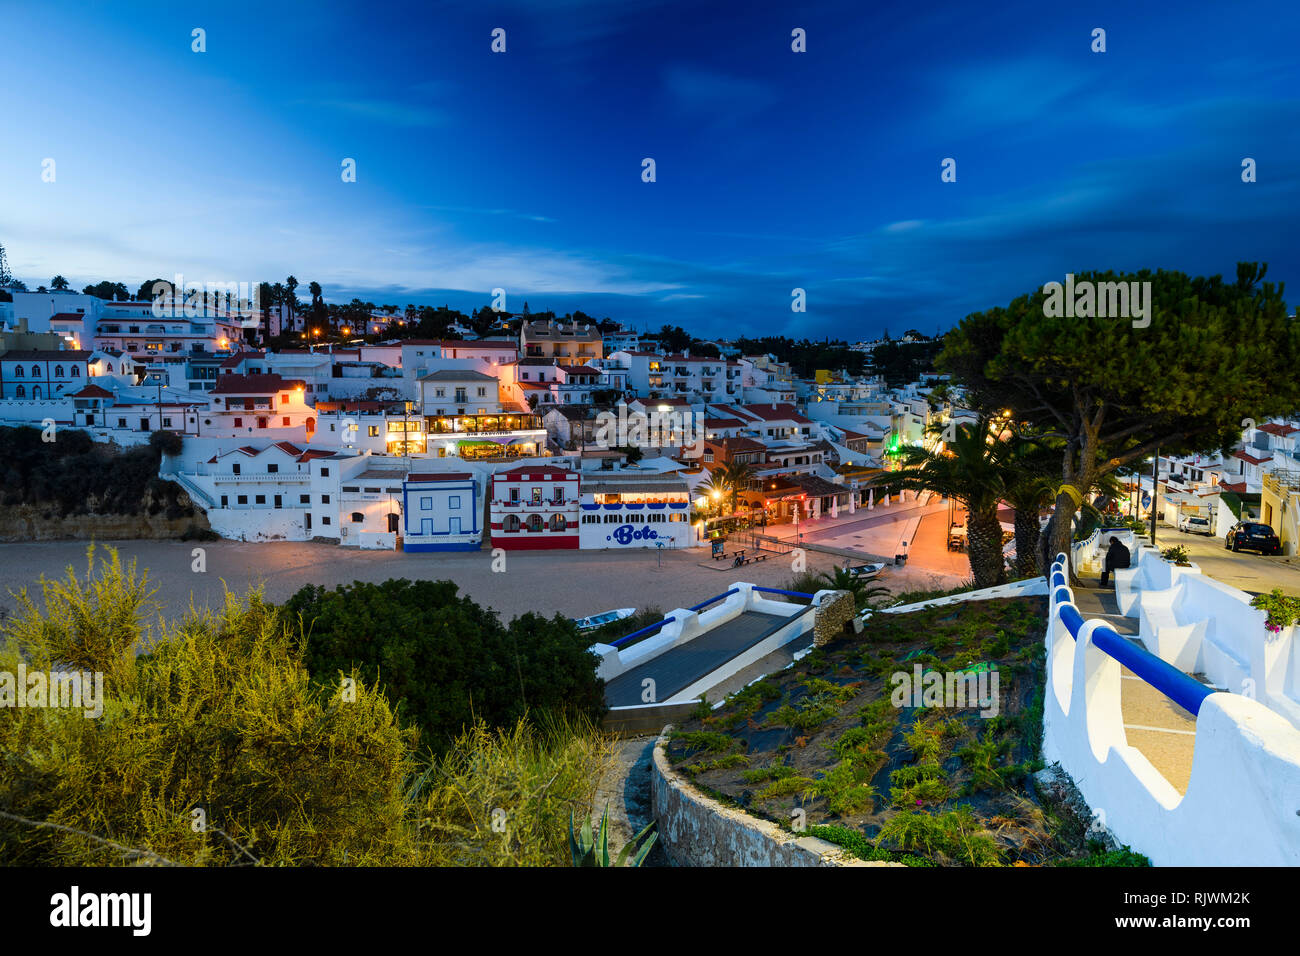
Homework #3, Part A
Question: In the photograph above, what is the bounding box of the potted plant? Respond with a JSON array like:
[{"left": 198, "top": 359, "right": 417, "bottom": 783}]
[
  {"left": 1249, "top": 588, "right": 1300, "bottom": 635},
  {"left": 1160, "top": 545, "right": 1192, "bottom": 566}
]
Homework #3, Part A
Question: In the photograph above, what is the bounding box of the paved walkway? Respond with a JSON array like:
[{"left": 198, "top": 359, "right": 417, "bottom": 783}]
[
  {"left": 1073, "top": 585, "right": 1202, "bottom": 794},
  {"left": 604, "top": 610, "right": 789, "bottom": 707}
]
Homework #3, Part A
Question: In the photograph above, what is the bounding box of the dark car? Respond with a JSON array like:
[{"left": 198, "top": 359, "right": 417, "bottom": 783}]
[{"left": 1224, "top": 521, "right": 1282, "bottom": 555}]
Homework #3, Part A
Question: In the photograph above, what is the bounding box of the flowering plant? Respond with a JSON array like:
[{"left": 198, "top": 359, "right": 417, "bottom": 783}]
[{"left": 1250, "top": 588, "right": 1300, "bottom": 634}]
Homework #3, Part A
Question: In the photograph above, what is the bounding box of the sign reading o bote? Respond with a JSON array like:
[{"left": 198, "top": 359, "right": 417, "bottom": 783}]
[{"left": 607, "top": 523, "right": 660, "bottom": 546}]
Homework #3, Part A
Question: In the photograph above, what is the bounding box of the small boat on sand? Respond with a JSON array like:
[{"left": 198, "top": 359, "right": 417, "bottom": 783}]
[
  {"left": 572, "top": 607, "right": 637, "bottom": 631},
  {"left": 847, "top": 562, "right": 886, "bottom": 578}
]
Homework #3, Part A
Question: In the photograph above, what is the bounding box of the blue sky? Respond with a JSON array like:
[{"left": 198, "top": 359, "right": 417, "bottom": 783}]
[{"left": 2, "top": 0, "right": 1298, "bottom": 340}]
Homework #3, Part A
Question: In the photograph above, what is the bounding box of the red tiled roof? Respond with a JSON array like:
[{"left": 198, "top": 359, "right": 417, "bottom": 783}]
[
  {"left": 1220, "top": 481, "right": 1249, "bottom": 493},
  {"left": 297, "top": 449, "right": 335, "bottom": 462},
  {"left": 1232, "top": 449, "right": 1271, "bottom": 466},
  {"left": 272, "top": 441, "right": 303, "bottom": 456},
  {"left": 407, "top": 472, "right": 474, "bottom": 482},
  {"left": 704, "top": 417, "right": 745, "bottom": 429},
  {"left": 211, "top": 373, "right": 304, "bottom": 394},
  {"left": 71, "top": 384, "right": 114, "bottom": 399},
  {"left": 1259, "top": 422, "right": 1299, "bottom": 437},
  {"left": 494, "top": 465, "right": 576, "bottom": 480},
  {"left": 739, "top": 403, "right": 814, "bottom": 424},
  {"left": 50, "top": 312, "right": 84, "bottom": 322},
  {"left": 220, "top": 351, "right": 264, "bottom": 368}
]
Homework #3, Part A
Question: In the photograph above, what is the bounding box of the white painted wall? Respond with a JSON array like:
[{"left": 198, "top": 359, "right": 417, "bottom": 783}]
[{"left": 1045, "top": 557, "right": 1300, "bottom": 865}]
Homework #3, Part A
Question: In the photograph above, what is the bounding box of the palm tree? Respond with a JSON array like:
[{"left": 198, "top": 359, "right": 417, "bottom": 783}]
[
  {"left": 818, "top": 566, "right": 892, "bottom": 610},
  {"left": 697, "top": 473, "right": 731, "bottom": 517},
  {"left": 718, "top": 460, "right": 756, "bottom": 515},
  {"left": 50, "top": 275, "right": 69, "bottom": 290},
  {"left": 871, "top": 419, "right": 1008, "bottom": 588},
  {"left": 286, "top": 276, "right": 300, "bottom": 331},
  {"left": 992, "top": 433, "right": 1059, "bottom": 577}
]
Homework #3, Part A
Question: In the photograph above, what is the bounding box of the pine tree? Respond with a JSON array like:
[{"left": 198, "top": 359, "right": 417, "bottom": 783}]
[{"left": 0, "top": 241, "right": 11, "bottom": 287}]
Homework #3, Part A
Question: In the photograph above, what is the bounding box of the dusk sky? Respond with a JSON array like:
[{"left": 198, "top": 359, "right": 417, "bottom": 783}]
[{"left": 3, "top": 0, "right": 1298, "bottom": 341}]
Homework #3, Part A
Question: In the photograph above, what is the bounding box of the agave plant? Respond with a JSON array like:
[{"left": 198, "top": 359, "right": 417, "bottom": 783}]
[{"left": 569, "top": 805, "right": 658, "bottom": 867}]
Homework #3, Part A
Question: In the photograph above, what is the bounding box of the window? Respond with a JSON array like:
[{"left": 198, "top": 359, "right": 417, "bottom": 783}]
[
  {"left": 14, "top": 385, "right": 24, "bottom": 398},
  {"left": 13, "top": 366, "right": 22, "bottom": 378},
  {"left": 255, "top": 494, "right": 266, "bottom": 505},
  {"left": 321, "top": 468, "right": 329, "bottom": 477},
  {"left": 322, "top": 516, "right": 331, "bottom": 525},
  {"left": 530, "top": 487, "right": 542, "bottom": 504},
  {"left": 221, "top": 495, "right": 228, "bottom": 508},
  {"left": 526, "top": 514, "right": 543, "bottom": 532},
  {"left": 503, "top": 514, "right": 520, "bottom": 532},
  {"left": 343, "top": 485, "right": 359, "bottom": 493},
  {"left": 232, "top": 463, "right": 242, "bottom": 475},
  {"left": 368, "top": 425, "right": 379, "bottom": 437},
  {"left": 281, "top": 394, "right": 289, "bottom": 403},
  {"left": 448, "top": 496, "right": 460, "bottom": 509},
  {"left": 267, "top": 463, "right": 278, "bottom": 473},
  {"left": 257, "top": 417, "right": 267, "bottom": 429},
  {"left": 237, "top": 495, "right": 248, "bottom": 505},
  {"left": 283, "top": 417, "right": 291, "bottom": 427},
  {"left": 31, "top": 365, "right": 41, "bottom": 377},
  {"left": 299, "top": 494, "right": 310, "bottom": 504},
  {"left": 117, "top": 417, "right": 127, "bottom": 428},
  {"left": 54, "top": 365, "right": 63, "bottom": 377},
  {"left": 233, "top": 417, "right": 243, "bottom": 428},
  {"left": 321, "top": 494, "right": 330, "bottom": 504},
  {"left": 550, "top": 514, "right": 566, "bottom": 532},
  {"left": 477, "top": 387, "right": 486, "bottom": 397},
  {"left": 351, "top": 512, "right": 364, "bottom": 523},
  {"left": 420, "top": 496, "right": 433, "bottom": 509}
]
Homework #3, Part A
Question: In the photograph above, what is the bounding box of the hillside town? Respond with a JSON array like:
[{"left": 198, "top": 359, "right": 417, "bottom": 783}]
[{"left": 0, "top": 277, "right": 1294, "bottom": 559}]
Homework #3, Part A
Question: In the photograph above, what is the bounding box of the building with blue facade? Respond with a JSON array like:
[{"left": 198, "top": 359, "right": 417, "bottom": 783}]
[{"left": 402, "top": 471, "right": 482, "bottom": 551}]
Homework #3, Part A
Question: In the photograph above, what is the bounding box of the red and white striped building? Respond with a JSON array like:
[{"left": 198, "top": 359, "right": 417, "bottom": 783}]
[{"left": 489, "top": 464, "right": 579, "bottom": 550}]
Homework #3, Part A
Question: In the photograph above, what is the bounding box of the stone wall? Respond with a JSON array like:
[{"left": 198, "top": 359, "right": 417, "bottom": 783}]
[
  {"left": 812, "top": 589, "right": 856, "bottom": 646},
  {"left": 650, "top": 727, "right": 899, "bottom": 867}
]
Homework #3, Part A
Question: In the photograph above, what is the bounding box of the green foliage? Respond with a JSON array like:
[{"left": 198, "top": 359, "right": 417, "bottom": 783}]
[
  {"left": 670, "top": 730, "right": 736, "bottom": 755},
  {"left": 282, "top": 578, "right": 605, "bottom": 752},
  {"left": 808, "top": 824, "right": 934, "bottom": 866},
  {"left": 1160, "top": 545, "right": 1192, "bottom": 565},
  {"left": 1059, "top": 842, "right": 1152, "bottom": 867},
  {"left": 568, "top": 805, "right": 657, "bottom": 867},
  {"left": 0, "top": 549, "right": 417, "bottom": 865},
  {"left": 0, "top": 426, "right": 194, "bottom": 518},
  {"left": 0, "top": 547, "right": 620, "bottom": 867},
  {"left": 1250, "top": 588, "right": 1300, "bottom": 634},
  {"left": 876, "top": 807, "right": 1003, "bottom": 866},
  {"left": 411, "top": 715, "right": 617, "bottom": 867}
]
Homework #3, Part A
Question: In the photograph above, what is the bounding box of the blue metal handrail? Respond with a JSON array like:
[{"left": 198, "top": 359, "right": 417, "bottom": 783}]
[
  {"left": 609, "top": 616, "right": 676, "bottom": 648},
  {"left": 689, "top": 588, "right": 739, "bottom": 613},
  {"left": 1050, "top": 559, "right": 1212, "bottom": 717},
  {"left": 753, "top": 586, "right": 815, "bottom": 599}
]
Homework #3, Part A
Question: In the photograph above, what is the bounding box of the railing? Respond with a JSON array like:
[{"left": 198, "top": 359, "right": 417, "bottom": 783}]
[
  {"left": 610, "top": 616, "right": 676, "bottom": 649},
  {"left": 688, "top": 588, "right": 738, "bottom": 613},
  {"left": 753, "top": 586, "right": 815, "bottom": 600},
  {"left": 1051, "top": 553, "right": 1213, "bottom": 717}
]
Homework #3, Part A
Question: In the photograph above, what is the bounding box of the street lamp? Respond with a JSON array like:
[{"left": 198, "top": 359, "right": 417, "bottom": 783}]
[{"left": 1150, "top": 448, "right": 1160, "bottom": 546}]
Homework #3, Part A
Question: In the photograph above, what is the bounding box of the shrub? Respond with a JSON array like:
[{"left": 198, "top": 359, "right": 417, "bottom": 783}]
[{"left": 282, "top": 578, "right": 606, "bottom": 752}]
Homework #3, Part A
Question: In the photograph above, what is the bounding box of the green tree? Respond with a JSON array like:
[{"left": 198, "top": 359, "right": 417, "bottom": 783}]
[
  {"left": 940, "top": 263, "right": 1300, "bottom": 576},
  {"left": 718, "top": 459, "right": 756, "bottom": 514},
  {"left": 871, "top": 420, "right": 1008, "bottom": 588},
  {"left": 50, "top": 275, "right": 69, "bottom": 290},
  {"left": 281, "top": 578, "right": 605, "bottom": 752}
]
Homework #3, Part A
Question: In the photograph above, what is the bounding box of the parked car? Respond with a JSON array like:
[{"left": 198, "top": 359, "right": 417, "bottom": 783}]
[
  {"left": 1224, "top": 521, "right": 1282, "bottom": 555},
  {"left": 1179, "top": 515, "right": 1213, "bottom": 536}
]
